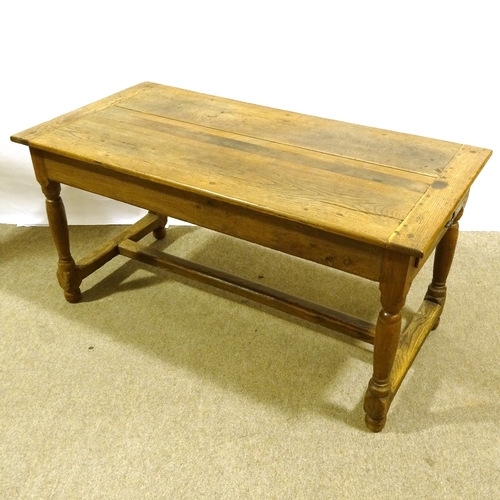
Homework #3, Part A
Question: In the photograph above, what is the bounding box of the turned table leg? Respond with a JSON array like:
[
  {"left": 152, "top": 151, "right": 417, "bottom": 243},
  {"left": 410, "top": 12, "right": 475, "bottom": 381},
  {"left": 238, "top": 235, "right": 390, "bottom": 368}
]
[
  {"left": 364, "top": 252, "right": 412, "bottom": 432},
  {"left": 42, "top": 181, "right": 82, "bottom": 303},
  {"left": 425, "top": 208, "right": 463, "bottom": 329}
]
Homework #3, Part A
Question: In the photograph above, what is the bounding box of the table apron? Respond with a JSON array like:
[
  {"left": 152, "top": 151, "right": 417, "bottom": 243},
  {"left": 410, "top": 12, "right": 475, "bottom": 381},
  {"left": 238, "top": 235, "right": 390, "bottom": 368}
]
[{"left": 42, "top": 153, "right": 384, "bottom": 281}]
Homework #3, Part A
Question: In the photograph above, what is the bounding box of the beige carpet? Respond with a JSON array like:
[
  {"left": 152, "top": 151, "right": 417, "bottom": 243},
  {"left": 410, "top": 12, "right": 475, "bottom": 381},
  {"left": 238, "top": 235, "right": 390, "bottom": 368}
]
[{"left": 1, "top": 223, "right": 499, "bottom": 499}]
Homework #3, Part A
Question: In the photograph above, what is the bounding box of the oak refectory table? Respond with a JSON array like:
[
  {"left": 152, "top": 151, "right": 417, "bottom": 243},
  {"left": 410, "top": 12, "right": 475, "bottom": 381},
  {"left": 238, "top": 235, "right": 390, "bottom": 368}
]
[{"left": 11, "top": 82, "right": 492, "bottom": 431}]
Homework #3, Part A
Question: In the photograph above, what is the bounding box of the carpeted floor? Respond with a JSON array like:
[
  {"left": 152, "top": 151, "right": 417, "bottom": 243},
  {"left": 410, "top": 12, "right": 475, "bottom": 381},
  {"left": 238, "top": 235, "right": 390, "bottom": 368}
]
[{"left": 1, "top": 223, "right": 499, "bottom": 499}]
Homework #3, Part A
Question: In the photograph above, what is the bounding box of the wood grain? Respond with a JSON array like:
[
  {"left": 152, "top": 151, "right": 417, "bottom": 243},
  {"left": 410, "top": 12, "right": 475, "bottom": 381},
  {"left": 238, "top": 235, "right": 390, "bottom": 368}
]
[
  {"left": 389, "top": 145, "right": 492, "bottom": 258},
  {"left": 390, "top": 300, "right": 442, "bottom": 396},
  {"left": 11, "top": 82, "right": 154, "bottom": 146},
  {"left": 119, "top": 83, "right": 462, "bottom": 175}
]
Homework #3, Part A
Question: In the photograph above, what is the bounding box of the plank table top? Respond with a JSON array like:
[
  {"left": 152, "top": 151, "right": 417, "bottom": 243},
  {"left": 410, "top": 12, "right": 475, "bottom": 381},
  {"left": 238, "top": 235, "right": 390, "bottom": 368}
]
[
  {"left": 11, "top": 82, "right": 492, "bottom": 431},
  {"left": 11, "top": 82, "right": 491, "bottom": 260}
]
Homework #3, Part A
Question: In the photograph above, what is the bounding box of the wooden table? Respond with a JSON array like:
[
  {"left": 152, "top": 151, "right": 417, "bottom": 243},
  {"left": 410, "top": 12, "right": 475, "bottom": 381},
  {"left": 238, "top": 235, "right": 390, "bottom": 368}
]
[{"left": 11, "top": 82, "right": 492, "bottom": 431}]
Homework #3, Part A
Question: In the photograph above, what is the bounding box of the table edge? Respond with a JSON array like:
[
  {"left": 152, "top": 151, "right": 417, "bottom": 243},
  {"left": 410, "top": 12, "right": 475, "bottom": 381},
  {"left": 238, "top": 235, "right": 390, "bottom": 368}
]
[
  {"left": 10, "top": 82, "right": 155, "bottom": 146},
  {"left": 387, "top": 145, "right": 492, "bottom": 258}
]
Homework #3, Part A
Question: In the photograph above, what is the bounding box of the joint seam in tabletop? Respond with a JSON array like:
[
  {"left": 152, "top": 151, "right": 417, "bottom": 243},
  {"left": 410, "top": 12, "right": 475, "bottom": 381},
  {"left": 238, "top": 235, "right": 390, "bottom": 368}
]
[
  {"left": 117, "top": 85, "right": 460, "bottom": 177},
  {"left": 79, "top": 106, "right": 435, "bottom": 200},
  {"left": 116, "top": 101, "right": 440, "bottom": 178}
]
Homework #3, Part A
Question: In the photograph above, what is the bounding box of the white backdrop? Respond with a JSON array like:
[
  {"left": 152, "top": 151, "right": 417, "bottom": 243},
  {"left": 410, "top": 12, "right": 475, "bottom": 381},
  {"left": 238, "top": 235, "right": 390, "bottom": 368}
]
[{"left": 1, "top": 1, "right": 498, "bottom": 229}]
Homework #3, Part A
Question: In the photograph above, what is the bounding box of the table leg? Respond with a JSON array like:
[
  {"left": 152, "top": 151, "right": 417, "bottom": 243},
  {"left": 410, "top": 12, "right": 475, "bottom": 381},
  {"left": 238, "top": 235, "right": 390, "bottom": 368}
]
[
  {"left": 364, "top": 252, "right": 412, "bottom": 432},
  {"left": 42, "top": 180, "right": 82, "bottom": 303},
  {"left": 152, "top": 218, "right": 167, "bottom": 240},
  {"left": 425, "top": 208, "right": 463, "bottom": 329}
]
